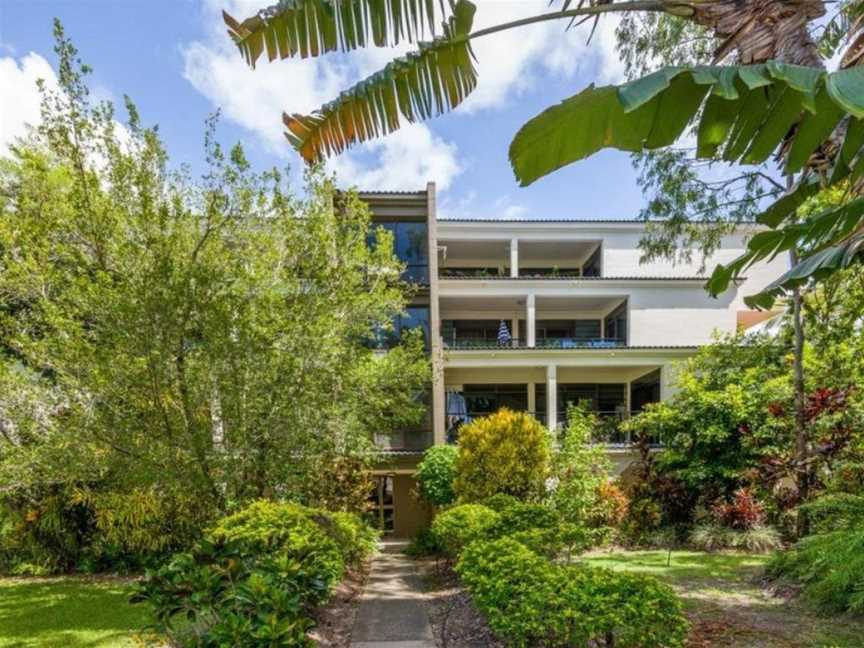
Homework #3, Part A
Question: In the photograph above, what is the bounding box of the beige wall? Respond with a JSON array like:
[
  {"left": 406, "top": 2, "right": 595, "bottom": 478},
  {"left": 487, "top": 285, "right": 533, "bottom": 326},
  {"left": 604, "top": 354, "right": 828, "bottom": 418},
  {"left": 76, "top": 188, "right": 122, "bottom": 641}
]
[{"left": 392, "top": 474, "right": 431, "bottom": 538}]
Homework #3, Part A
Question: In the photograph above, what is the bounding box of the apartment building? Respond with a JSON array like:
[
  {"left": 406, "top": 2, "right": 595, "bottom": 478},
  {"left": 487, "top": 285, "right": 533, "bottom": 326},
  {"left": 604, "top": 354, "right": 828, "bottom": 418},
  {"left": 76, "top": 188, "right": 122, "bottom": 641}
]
[{"left": 361, "top": 185, "right": 787, "bottom": 537}]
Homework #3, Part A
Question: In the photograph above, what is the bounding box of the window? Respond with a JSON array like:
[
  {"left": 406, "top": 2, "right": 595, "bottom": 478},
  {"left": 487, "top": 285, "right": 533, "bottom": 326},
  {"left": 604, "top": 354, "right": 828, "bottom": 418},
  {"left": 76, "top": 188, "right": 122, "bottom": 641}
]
[
  {"left": 462, "top": 384, "right": 528, "bottom": 417},
  {"left": 583, "top": 246, "right": 602, "bottom": 277},
  {"left": 371, "top": 305, "right": 430, "bottom": 350},
  {"left": 603, "top": 303, "right": 628, "bottom": 343},
  {"left": 369, "top": 221, "right": 429, "bottom": 284},
  {"left": 368, "top": 476, "right": 395, "bottom": 534}
]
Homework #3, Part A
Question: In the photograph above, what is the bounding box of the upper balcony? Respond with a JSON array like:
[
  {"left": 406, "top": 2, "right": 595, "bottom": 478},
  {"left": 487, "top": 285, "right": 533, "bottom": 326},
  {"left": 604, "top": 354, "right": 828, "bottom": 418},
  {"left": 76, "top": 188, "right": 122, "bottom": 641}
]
[
  {"left": 441, "top": 295, "right": 628, "bottom": 351},
  {"left": 438, "top": 238, "right": 601, "bottom": 280}
]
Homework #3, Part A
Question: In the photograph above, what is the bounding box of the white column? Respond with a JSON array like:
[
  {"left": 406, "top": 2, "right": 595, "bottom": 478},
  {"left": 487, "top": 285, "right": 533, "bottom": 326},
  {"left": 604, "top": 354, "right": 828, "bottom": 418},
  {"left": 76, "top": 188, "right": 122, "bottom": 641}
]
[
  {"left": 510, "top": 238, "right": 519, "bottom": 278},
  {"left": 511, "top": 317, "right": 520, "bottom": 348},
  {"left": 527, "top": 293, "right": 536, "bottom": 348},
  {"left": 546, "top": 365, "right": 558, "bottom": 432},
  {"left": 527, "top": 382, "right": 536, "bottom": 415}
]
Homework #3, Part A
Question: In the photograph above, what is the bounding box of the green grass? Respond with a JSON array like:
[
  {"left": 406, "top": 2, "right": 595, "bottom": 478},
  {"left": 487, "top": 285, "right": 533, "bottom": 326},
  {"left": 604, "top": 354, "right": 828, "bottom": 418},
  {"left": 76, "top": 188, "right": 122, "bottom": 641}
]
[
  {"left": 582, "top": 549, "right": 864, "bottom": 648},
  {"left": 584, "top": 548, "right": 769, "bottom": 582},
  {"left": 0, "top": 576, "right": 151, "bottom": 648}
]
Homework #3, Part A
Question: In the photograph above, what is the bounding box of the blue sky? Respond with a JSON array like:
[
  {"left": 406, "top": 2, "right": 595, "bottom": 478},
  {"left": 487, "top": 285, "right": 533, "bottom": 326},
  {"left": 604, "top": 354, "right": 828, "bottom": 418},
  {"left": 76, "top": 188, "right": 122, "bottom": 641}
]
[{"left": 1, "top": 1, "right": 647, "bottom": 219}]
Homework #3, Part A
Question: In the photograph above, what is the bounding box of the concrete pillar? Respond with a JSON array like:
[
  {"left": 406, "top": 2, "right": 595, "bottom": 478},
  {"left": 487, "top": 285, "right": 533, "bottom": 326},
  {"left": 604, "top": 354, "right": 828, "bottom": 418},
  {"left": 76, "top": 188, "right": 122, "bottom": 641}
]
[
  {"left": 427, "top": 182, "right": 446, "bottom": 446},
  {"left": 546, "top": 364, "right": 557, "bottom": 431},
  {"left": 510, "top": 238, "right": 519, "bottom": 278},
  {"left": 512, "top": 317, "right": 520, "bottom": 348},
  {"left": 659, "top": 363, "right": 679, "bottom": 402},
  {"left": 527, "top": 293, "right": 536, "bottom": 348},
  {"left": 527, "top": 382, "right": 536, "bottom": 416}
]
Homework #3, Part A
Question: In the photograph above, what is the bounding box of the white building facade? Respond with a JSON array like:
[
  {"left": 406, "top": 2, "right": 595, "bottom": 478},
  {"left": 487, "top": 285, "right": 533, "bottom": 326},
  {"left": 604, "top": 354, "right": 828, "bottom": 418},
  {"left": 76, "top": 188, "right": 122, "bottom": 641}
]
[{"left": 361, "top": 186, "right": 787, "bottom": 535}]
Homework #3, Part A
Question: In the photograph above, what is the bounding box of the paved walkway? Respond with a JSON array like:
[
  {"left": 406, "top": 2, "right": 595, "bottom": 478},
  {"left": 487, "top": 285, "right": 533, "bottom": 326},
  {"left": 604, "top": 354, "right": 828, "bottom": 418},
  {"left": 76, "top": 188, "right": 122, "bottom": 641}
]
[{"left": 350, "top": 540, "right": 435, "bottom": 648}]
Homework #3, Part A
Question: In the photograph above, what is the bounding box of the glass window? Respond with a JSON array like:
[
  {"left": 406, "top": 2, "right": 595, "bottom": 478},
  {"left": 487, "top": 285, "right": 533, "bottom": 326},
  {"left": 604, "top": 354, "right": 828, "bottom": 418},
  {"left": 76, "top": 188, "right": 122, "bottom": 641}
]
[
  {"left": 369, "top": 221, "right": 429, "bottom": 284},
  {"left": 401, "top": 306, "right": 430, "bottom": 349}
]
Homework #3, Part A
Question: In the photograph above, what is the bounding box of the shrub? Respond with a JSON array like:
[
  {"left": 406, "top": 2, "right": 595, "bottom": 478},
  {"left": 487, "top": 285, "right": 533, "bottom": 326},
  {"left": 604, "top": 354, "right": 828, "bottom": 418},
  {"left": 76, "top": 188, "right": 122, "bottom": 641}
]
[
  {"left": 712, "top": 488, "right": 765, "bottom": 530},
  {"left": 431, "top": 504, "right": 499, "bottom": 557},
  {"left": 134, "top": 500, "right": 376, "bottom": 646},
  {"left": 454, "top": 409, "right": 550, "bottom": 502},
  {"left": 416, "top": 445, "right": 458, "bottom": 506},
  {"left": 767, "top": 525, "right": 864, "bottom": 614},
  {"left": 690, "top": 523, "right": 781, "bottom": 553},
  {"left": 591, "top": 480, "right": 629, "bottom": 528},
  {"left": 480, "top": 493, "right": 520, "bottom": 513},
  {"left": 404, "top": 526, "right": 442, "bottom": 557},
  {"left": 548, "top": 403, "right": 611, "bottom": 526},
  {"left": 456, "top": 537, "right": 688, "bottom": 647},
  {"left": 488, "top": 502, "right": 559, "bottom": 538},
  {"left": 799, "top": 493, "right": 864, "bottom": 532}
]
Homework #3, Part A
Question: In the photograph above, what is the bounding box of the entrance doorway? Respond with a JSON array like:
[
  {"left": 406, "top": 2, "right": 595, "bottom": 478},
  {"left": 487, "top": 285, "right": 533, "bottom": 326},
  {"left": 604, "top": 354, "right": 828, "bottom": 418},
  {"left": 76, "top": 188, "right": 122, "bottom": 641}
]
[{"left": 368, "top": 475, "right": 395, "bottom": 535}]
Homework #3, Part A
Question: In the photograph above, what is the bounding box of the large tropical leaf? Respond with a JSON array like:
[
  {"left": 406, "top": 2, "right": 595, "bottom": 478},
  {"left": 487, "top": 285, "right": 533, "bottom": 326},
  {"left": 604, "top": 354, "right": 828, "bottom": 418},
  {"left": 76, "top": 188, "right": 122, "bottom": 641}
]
[
  {"left": 706, "top": 198, "right": 864, "bottom": 308},
  {"left": 509, "top": 63, "right": 864, "bottom": 187},
  {"left": 284, "top": 0, "right": 476, "bottom": 162},
  {"left": 223, "top": 0, "right": 439, "bottom": 67}
]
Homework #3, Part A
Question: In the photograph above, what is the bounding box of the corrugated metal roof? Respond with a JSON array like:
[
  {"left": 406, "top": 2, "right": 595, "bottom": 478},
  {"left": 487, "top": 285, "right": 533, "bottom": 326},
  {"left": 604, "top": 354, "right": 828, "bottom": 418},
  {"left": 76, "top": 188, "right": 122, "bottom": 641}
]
[
  {"left": 439, "top": 275, "right": 714, "bottom": 281},
  {"left": 444, "top": 345, "right": 699, "bottom": 351}
]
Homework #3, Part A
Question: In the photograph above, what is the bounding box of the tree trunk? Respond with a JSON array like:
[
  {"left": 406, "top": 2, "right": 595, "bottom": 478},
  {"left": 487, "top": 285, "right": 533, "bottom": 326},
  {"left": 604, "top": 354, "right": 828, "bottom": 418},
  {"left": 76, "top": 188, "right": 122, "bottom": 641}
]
[
  {"left": 790, "top": 248, "right": 810, "bottom": 537},
  {"left": 689, "top": 0, "right": 826, "bottom": 66}
]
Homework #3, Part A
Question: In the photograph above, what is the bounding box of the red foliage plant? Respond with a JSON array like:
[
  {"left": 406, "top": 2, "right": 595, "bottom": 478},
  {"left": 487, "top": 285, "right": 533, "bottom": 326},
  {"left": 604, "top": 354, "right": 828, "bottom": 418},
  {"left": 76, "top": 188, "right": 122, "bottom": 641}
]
[{"left": 713, "top": 488, "right": 765, "bottom": 530}]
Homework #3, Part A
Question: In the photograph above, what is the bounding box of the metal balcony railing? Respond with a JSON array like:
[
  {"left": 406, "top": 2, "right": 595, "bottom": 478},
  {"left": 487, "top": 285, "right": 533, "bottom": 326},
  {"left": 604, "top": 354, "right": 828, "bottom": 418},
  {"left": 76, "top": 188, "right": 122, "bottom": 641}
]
[
  {"left": 442, "top": 335, "right": 627, "bottom": 350},
  {"left": 448, "top": 409, "right": 662, "bottom": 447}
]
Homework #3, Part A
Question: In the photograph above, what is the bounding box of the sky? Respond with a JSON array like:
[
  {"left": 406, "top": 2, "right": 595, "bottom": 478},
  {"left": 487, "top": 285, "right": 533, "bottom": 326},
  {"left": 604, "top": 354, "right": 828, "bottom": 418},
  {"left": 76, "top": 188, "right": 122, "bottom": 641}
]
[{"left": 0, "top": 0, "right": 648, "bottom": 220}]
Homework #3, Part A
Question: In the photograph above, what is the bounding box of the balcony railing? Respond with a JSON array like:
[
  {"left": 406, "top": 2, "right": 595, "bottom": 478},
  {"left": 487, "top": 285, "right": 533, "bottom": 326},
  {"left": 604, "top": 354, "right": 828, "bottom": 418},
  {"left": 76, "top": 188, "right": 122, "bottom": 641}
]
[
  {"left": 442, "top": 335, "right": 627, "bottom": 350},
  {"left": 449, "top": 409, "right": 662, "bottom": 447}
]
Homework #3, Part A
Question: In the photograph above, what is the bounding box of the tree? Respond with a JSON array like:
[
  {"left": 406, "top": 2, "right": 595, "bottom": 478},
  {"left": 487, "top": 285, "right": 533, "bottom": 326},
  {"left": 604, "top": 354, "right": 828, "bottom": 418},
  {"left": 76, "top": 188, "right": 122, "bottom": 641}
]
[{"left": 0, "top": 21, "right": 429, "bottom": 516}]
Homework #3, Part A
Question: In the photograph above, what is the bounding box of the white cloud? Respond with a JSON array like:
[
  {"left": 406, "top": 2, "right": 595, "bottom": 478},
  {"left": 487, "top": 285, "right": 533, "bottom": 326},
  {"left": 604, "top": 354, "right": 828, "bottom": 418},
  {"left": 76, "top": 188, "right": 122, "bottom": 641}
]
[
  {"left": 460, "top": 1, "right": 624, "bottom": 111},
  {"left": 0, "top": 52, "right": 56, "bottom": 152},
  {"left": 183, "top": 0, "right": 460, "bottom": 191},
  {"left": 181, "top": 0, "right": 625, "bottom": 191}
]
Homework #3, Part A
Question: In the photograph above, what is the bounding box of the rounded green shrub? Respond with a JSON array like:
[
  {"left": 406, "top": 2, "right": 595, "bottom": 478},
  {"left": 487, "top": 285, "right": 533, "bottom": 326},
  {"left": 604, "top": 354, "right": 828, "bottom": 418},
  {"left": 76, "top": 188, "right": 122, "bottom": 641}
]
[
  {"left": 454, "top": 409, "right": 550, "bottom": 502},
  {"left": 456, "top": 537, "right": 688, "bottom": 648},
  {"left": 480, "top": 493, "right": 520, "bottom": 513},
  {"left": 431, "top": 504, "right": 499, "bottom": 556},
  {"left": 134, "top": 500, "right": 378, "bottom": 646},
  {"left": 416, "top": 445, "right": 458, "bottom": 506},
  {"left": 488, "top": 502, "right": 559, "bottom": 538}
]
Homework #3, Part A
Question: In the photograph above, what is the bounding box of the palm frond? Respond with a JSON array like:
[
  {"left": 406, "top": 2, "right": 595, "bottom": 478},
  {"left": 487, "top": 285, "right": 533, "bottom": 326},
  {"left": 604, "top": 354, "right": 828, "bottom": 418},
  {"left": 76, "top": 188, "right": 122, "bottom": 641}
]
[
  {"left": 284, "top": 0, "right": 477, "bottom": 162},
  {"left": 707, "top": 199, "right": 864, "bottom": 308},
  {"left": 223, "top": 0, "right": 439, "bottom": 67}
]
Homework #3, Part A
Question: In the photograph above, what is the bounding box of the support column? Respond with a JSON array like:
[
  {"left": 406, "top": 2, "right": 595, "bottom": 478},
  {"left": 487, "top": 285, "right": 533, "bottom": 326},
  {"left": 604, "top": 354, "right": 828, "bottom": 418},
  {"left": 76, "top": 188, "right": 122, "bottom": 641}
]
[
  {"left": 527, "top": 382, "right": 536, "bottom": 416},
  {"left": 659, "top": 363, "right": 679, "bottom": 402},
  {"left": 512, "top": 317, "right": 520, "bottom": 348},
  {"left": 510, "top": 238, "right": 519, "bottom": 278},
  {"left": 527, "top": 293, "right": 536, "bottom": 348},
  {"left": 546, "top": 365, "right": 558, "bottom": 432}
]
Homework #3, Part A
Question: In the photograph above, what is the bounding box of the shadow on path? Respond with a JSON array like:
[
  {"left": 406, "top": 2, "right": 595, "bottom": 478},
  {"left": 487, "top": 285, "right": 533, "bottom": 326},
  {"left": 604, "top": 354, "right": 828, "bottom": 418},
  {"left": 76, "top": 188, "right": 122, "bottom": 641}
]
[{"left": 350, "top": 540, "right": 435, "bottom": 648}]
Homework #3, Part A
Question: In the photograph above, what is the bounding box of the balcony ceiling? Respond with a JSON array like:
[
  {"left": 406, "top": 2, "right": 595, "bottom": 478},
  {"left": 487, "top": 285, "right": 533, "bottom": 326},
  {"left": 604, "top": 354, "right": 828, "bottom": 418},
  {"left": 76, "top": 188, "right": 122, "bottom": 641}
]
[
  {"left": 440, "top": 295, "right": 623, "bottom": 312},
  {"left": 439, "top": 239, "right": 597, "bottom": 264}
]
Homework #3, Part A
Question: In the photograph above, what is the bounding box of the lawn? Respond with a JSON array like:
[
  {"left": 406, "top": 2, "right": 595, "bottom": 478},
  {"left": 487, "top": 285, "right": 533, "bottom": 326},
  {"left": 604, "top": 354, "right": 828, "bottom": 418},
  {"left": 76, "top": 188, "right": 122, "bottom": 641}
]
[
  {"left": 583, "top": 549, "right": 864, "bottom": 648},
  {"left": 0, "top": 576, "right": 151, "bottom": 648}
]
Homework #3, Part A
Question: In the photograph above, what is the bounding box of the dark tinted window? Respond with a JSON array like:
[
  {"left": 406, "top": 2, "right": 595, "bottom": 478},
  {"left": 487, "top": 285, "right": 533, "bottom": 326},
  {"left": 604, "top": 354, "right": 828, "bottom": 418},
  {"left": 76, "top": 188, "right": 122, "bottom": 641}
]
[{"left": 370, "top": 221, "right": 429, "bottom": 284}]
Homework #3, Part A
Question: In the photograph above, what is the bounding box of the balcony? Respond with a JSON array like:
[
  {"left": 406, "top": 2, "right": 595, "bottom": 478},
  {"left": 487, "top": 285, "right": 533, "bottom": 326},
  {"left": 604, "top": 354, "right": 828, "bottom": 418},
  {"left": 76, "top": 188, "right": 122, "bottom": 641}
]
[
  {"left": 443, "top": 335, "right": 627, "bottom": 350},
  {"left": 441, "top": 295, "right": 629, "bottom": 350},
  {"left": 438, "top": 238, "right": 602, "bottom": 279}
]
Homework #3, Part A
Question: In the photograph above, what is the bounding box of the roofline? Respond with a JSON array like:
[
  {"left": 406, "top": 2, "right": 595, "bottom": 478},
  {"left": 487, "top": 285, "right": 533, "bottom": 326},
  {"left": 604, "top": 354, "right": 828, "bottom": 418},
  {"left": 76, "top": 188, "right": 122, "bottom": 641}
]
[{"left": 439, "top": 275, "right": 719, "bottom": 282}]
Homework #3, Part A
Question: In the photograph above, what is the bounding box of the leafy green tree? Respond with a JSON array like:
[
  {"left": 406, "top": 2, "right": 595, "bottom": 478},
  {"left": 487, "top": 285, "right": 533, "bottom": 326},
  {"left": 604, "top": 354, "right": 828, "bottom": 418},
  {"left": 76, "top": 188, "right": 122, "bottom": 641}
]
[
  {"left": 548, "top": 403, "right": 611, "bottom": 527},
  {"left": 0, "top": 22, "right": 429, "bottom": 517},
  {"left": 416, "top": 445, "right": 458, "bottom": 506}
]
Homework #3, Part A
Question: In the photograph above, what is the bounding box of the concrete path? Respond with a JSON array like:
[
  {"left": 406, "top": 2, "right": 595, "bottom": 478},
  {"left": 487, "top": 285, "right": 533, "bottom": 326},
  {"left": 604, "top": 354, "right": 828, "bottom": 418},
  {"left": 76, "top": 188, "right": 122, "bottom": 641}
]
[{"left": 350, "top": 540, "right": 435, "bottom": 648}]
